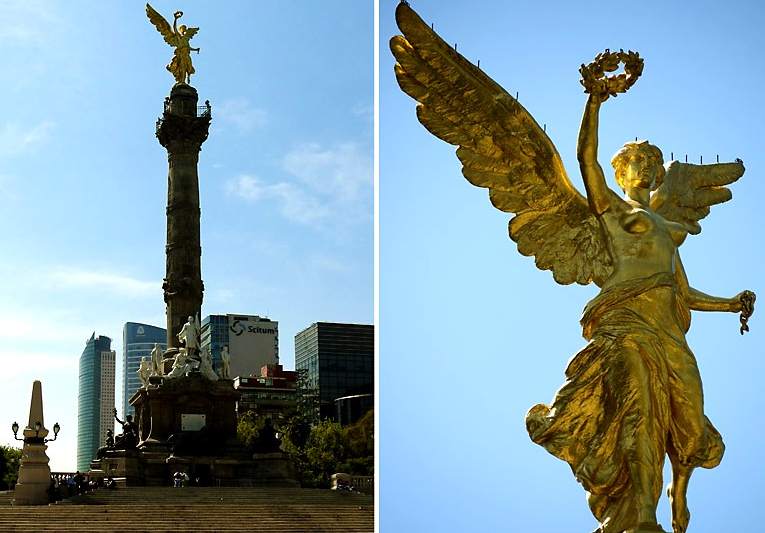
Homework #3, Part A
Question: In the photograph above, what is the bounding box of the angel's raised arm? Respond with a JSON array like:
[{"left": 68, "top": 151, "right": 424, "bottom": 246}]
[{"left": 577, "top": 94, "right": 612, "bottom": 216}]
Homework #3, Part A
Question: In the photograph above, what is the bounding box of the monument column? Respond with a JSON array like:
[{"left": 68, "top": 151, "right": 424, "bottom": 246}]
[{"left": 156, "top": 83, "right": 211, "bottom": 348}]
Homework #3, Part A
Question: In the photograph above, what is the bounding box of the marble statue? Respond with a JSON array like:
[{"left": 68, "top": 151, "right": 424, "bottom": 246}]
[
  {"left": 137, "top": 357, "right": 152, "bottom": 387},
  {"left": 177, "top": 315, "right": 200, "bottom": 355},
  {"left": 220, "top": 345, "right": 231, "bottom": 379},
  {"left": 199, "top": 347, "right": 219, "bottom": 381},
  {"left": 165, "top": 349, "right": 194, "bottom": 379},
  {"left": 151, "top": 343, "right": 164, "bottom": 377}
]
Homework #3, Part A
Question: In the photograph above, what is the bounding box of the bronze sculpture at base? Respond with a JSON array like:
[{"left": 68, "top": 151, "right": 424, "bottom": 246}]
[{"left": 391, "top": 3, "right": 754, "bottom": 532}]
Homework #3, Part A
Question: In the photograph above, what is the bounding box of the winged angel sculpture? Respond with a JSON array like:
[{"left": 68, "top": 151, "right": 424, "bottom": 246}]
[
  {"left": 391, "top": 3, "right": 755, "bottom": 533},
  {"left": 146, "top": 4, "right": 200, "bottom": 84}
]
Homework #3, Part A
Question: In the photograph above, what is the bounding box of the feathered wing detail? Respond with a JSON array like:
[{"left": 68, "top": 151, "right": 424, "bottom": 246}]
[
  {"left": 146, "top": 4, "right": 177, "bottom": 46},
  {"left": 184, "top": 27, "right": 200, "bottom": 41},
  {"left": 391, "top": 3, "right": 612, "bottom": 286},
  {"left": 650, "top": 160, "right": 744, "bottom": 234}
]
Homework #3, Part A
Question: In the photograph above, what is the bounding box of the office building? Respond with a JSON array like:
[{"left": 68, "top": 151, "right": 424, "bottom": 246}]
[
  {"left": 234, "top": 364, "right": 298, "bottom": 420},
  {"left": 295, "top": 322, "right": 374, "bottom": 420},
  {"left": 200, "top": 314, "right": 278, "bottom": 378},
  {"left": 123, "top": 322, "right": 167, "bottom": 416},
  {"left": 335, "top": 393, "right": 374, "bottom": 426},
  {"left": 77, "top": 333, "right": 115, "bottom": 471}
]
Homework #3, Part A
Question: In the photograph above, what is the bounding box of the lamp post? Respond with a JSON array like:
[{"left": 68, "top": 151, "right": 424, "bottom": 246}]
[{"left": 12, "top": 421, "right": 60, "bottom": 444}]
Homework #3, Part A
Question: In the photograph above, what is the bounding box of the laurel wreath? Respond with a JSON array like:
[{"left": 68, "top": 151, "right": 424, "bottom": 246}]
[{"left": 579, "top": 49, "right": 644, "bottom": 100}]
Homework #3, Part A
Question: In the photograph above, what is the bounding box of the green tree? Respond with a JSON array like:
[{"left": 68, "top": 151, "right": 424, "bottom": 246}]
[
  {"left": 0, "top": 446, "right": 22, "bottom": 490},
  {"left": 341, "top": 409, "right": 374, "bottom": 476},
  {"left": 236, "top": 410, "right": 265, "bottom": 447},
  {"left": 302, "top": 420, "right": 346, "bottom": 488}
]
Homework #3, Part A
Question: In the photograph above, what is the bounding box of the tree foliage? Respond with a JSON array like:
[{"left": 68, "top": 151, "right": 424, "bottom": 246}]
[
  {"left": 0, "top": 446, "right": 22, "bottom": 491},
  {"left": 236, "top": 408, "right": 375, "bottom": 489},
  {"left": 236, "top": 410, "right": 265, "bottom": 448},
  {"left": 285, "top": 410, "right": 374, "bottom": 488}
]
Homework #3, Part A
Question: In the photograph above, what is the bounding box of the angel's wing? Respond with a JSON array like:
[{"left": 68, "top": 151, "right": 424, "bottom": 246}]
[
  {"left": 650, "top": 160, "right": 745, "bottom": 234},
  {"left": 391, "top": 3, "right": 612, "bottom": 286},
  {"left": 146, "top": 4, "right": 176, "bottom": 46},
  {"left": 184, "top": 27, "right": 200, "bottom": 41}
]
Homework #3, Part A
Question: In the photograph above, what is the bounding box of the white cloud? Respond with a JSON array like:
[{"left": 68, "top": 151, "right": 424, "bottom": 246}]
[
  {"left": 226, "top": 174, "right": 332, "bottom": 224},
  {"left": 283, "top": 142, "right": 372, "bottom": 203},
  {"left": 48, "top": 268, "right": 157, "bottom": 297},
  {"left": 226, "top": 142, "right": 371, "bottom": 228},
  {"left": 0, "top": 121, "right": 54, "bottom": 157},
  {"left": 215, "top": 98, "right": 268, "bottom": 133}
]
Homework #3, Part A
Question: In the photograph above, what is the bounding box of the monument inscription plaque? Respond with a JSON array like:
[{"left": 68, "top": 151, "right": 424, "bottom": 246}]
[{"left": 181, "top": 414, "right": 206, "bottom": 432}]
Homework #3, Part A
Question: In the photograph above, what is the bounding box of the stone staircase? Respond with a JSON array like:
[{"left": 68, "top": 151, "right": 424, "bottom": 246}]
[{"left": 0, "top": 486, "right": 374, "bottom": 532}]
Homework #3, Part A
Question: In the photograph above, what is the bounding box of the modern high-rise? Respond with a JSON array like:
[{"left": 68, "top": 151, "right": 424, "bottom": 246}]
[
  {"left": 200, "top": 314, "right": 278, "bottom": 378},
  {"left": 123, "top": 322, "right": 167, "bottom": 416},
  {"left": 77, "top": 333, "right": 115, "bottom": 472},
  {"left": 295, "top": 322, "right": 374, "bottom": 420}
]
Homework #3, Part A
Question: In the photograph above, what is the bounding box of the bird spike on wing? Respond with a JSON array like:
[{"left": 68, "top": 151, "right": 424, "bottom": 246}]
[
  {"left": 391, "top": 2, "right": 612, "bottom": 286},
  {"left": 651, "top": 159, "right": 745, "bottom": 235}
]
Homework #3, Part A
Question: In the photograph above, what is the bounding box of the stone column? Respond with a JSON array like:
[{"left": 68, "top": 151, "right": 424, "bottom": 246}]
[
  {"left": 13, "top": 381, "right": 51, "bottom": 506},
  {"left": 156, "top": 83, "right": 211, "bottom": 348}
]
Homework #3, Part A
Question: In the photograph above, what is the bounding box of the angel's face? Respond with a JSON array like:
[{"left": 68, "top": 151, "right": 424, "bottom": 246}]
[
  {"left": 179, "top": 24, "right": 187, "bottom": 35},
  {"left": 618, "top": 150, "right": 659, "bottom": 191}
]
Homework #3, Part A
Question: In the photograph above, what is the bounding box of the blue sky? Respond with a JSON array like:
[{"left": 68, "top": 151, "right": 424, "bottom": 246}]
[
  {"left": 381, "top": 1, "right": 764, "bottom": 532},
  {"left": 0, "top": 0, "right": 372, "bottom": 472}
]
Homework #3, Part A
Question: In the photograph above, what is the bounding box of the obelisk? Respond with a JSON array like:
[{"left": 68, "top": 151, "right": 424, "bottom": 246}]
[
  {"left": 156, "top": 84, "right": 211, "bottom": 348},
  {"left": 13, "top": 381, "right": 51, "bottom": 506}
]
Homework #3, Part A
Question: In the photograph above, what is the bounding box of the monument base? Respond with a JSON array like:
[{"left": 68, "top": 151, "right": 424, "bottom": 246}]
[
  {"left": 91, "top": 449, "right": 298, "bottom": 487},
  {"left": 90, "top": 373, "right": 297, "bottom": 486},
  {"left": 12, "top": 443, "right": 51, "bottom": 506}
]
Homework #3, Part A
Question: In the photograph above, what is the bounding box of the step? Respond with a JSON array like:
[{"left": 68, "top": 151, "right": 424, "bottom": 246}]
[{"left": 0, "top": 487, "right": 374, "bottom": 532}]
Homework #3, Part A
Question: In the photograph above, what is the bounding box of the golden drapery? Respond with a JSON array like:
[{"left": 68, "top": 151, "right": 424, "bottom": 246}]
[
  {"left": 168, "top": 45, "right": 195, "bottom": 83},
  {"left": 526, "top": 273, "right": 724, "bottom": 533}
]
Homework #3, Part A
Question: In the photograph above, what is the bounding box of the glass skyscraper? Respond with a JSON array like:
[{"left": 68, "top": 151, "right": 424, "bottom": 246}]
[
  {"left": 123, "top": 322, "right": 166, "bottom": 416},
  {"left": 201, "top": 314, "right": 229, "bottom": 371},
  {"left": 77, "top": 333, "right": 114, "bottom": 472},
  {"left": 295, "top": 322, "right": 374, "bottom": 420}
]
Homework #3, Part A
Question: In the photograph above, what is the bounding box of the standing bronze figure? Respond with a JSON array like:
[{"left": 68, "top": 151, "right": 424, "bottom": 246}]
[
  {"left": 146, "top": 4, "right": 201, "bottom": 84},
  {"left": 391, "top": 4, "right": 754, "bottom": 533}
]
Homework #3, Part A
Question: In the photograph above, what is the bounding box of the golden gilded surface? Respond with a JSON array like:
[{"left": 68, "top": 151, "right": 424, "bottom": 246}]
[
  {"left": 391, "top": 3, "right": 755, "bottom": 533},
  {"left": 146, "top": 4, "right": 200, "bottom": 84}
]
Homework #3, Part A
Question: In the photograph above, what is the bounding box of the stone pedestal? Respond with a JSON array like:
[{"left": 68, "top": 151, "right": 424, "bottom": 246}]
[
  {"left": 90, "top": 374, "right": 297, "bottom": 487},
  {"left": 12, "top": 442, "right": 51, "bottom": 505},
  {"left": 131, "top": 372, "right": 239, "bottom": 445},
  {"left": 251, "top": 453, "right": 299, "bottom": 486}
]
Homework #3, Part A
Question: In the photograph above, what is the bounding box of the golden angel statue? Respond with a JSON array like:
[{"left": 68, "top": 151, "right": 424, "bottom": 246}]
[
  {"left": 146, "top": 4, "right": 200, "bottom": 84},
  {"left": 391, "top": 3, "right": 755, "bottom": 533}
]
